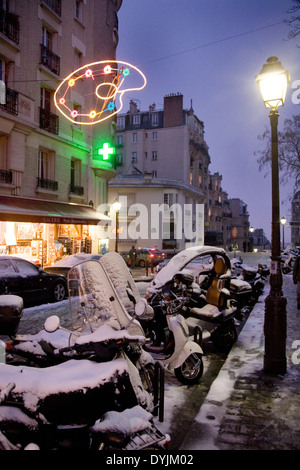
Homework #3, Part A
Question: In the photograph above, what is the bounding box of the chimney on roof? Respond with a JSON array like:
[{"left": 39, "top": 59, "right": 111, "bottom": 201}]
[{"left": 163, "top": 93, "right": 183, "bottom": 127}]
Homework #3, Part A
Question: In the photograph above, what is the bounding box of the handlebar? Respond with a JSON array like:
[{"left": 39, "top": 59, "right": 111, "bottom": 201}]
[{"left": 159, "top": 296, "right": 189, "bottom": 314}]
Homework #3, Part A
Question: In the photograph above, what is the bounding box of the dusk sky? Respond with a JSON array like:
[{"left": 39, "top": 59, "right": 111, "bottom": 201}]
[{"left": 116, "top": 0, "right": 300, "bottom": 244}]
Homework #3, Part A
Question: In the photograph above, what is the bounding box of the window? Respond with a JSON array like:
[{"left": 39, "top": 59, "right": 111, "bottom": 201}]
[
  {"left": 40, "top": 87, "right": 51, "bottom": 112},
  {"left": 74, "top": 49, "right": 82, "bottom": 71},
  {"left": 152, "top": 151, "right": 157, "bottom": 160},
  {"left": 0, "top": 135, "right": 8, "bottom": 169},
  {"left": 42, "top": 25, "right": 52, "bottom": 50},
  {"left": 189, "top": 171, "right": 193, "bottom": 185},
  {"left": 70, "top": 158, "right": 81, "bottom": 186},
  {"left": 0, "top": 58, "right": 6, "bottom": 82},
  {"left": 151, "top": 113, "right": 159, "bottom": 126},
  {"left": 70, "top": 158, "right": 83, "bottom": 194},
  {"left": 75, "top": 0, "right": 83, "bottom": 22},
  {"left": 152, "top": 131, "right": 157, "bottom": 140},
  {"left": 117, "top": 116, "right": 125, "bottom": 129},
  {"left": 132, "top": 133, "right": 137, "bottom": 143},
  {"left": 116, "top": 135, "right": 123, "bottom": 146},
  {"left": 40, "top": 87, "right": 59, "bottom": 134},
  {"left": 38, "top": 149, "right": 55, "bottom": 181},
  {"left": 116, "top": 154, "right": 123, "bottom": 165},
  {"left": 132, "top": 152, "right": 137, "bottom": 163},
  {"left": 133, "top": 115, "right": 140, "bottom": 125},
  {"left": 164, "top": 193, "right": 173, "bottom": 206}
]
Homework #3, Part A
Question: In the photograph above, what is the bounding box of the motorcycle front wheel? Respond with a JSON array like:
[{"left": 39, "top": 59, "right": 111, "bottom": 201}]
[{"left": 174, "top": 353, "right": 203, "bottom": 385}]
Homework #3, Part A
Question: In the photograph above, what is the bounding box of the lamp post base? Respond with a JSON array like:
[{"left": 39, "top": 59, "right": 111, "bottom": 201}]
[{"left": 264, "top": 291, "right": 287, "bottom": 375}]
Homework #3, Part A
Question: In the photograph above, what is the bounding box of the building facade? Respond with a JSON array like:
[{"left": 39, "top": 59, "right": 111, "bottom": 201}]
[
  {"left": 109, "top": 94, "right": 207, "bottom": 252},
  {"left": 0, "top": 0, "right": 122, "bottom": 265},
  {"left": 109, "top": 93, "right": 252, "bottom": 253}
]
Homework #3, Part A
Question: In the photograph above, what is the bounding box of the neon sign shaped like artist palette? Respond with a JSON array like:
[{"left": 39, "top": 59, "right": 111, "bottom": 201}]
[{"left": 54, "top": 60, "right": 146, "bottom": 125}]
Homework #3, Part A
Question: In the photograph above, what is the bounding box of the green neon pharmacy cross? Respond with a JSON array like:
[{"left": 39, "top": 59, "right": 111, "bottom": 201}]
[{"left": 98, "top": 142, "right": 115, "bottom": 160}]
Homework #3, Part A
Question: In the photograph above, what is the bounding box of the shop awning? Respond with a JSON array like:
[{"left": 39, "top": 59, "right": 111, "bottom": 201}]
[{"left": 0, "top": 196, "right": 111, "bottom": 225}]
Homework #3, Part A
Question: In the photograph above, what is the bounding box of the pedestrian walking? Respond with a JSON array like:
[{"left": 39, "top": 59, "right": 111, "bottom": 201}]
[
  {"left": 129, "top": 245, "right": 137, "bottom": 268},
  {"left": 293, "top": 254, "right": 300, "bottom": 309}
]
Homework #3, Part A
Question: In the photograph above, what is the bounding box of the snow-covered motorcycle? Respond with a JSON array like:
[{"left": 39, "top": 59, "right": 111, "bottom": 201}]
[
  {"left": 100, "top": 252, "right": 204, "bottom": 385},
  {"left": 0, "top": 261, "right": 169, "bottom": 450}
]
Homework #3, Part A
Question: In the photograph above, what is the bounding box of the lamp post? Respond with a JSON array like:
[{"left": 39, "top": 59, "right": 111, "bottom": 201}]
[
  {"left": 249, "top": 226, "right": 254, "bottom": 252},
  {"left": 112, "top": 200, "right": 121, "bottom": 253},
  {"left": 256, "top": 56, "right": 289, "bottom": 375},
  {"left": 280, "top": 217, "right": 286, "bottom": 250}
]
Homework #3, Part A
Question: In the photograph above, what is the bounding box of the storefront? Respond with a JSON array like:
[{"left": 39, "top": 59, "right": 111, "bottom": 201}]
[{"left": 0, "top": 196, "right": 110, "bottom": 267}]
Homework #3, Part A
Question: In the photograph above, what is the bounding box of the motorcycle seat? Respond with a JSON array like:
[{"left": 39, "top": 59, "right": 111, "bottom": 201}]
[
  {"left": 190, "top": 305, "right": 223, "bottom": 320},
  {"left": 230, "top": 279, "right": 252, "bottom": 292}
]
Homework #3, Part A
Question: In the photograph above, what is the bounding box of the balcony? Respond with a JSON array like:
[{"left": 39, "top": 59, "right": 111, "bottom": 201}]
[
  {"left": 0, "top": 87, "right": 18, "bottom": 115},
  {"left": 0, "top": 8, "right": 19, "bottom": 43},
  {"left": 37, "top": 177, "right": 58, "bottom": 191},
  {"left": 69, "top": 184, "right": 84, "bottom": 196},
  {"left": 43, "top": 0, "right": 61, "bottom": 16},
  {"left": 39, "top": 108, "right": 59, "bottom": 135},
  {"left": 0, "top": 169, "right": 12, "bottom": 184},
  {"left": 40, "top": 44, "right": 60, "bottom": 75}
]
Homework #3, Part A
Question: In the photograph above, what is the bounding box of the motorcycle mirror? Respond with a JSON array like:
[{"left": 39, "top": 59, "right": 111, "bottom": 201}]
[
  {"left": 44, "top": 315, "right": 60, "bottom": 333},
  {"left": 134, "top": 298, "right": 148, "bottom": 317},
  {"left": 126, "top": 287, "right": 136, "bottom": 304}
]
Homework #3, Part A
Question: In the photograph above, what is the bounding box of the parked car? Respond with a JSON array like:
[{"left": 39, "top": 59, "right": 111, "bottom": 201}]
[
  {"left": 0, "top": 256, "right": 67, "bottom": 307},
  {"left": 121, "top": 248, "right": 165, "bottom": 268},
  {"left": 43, "top": 253, "right": 102, "bottom": 277}
]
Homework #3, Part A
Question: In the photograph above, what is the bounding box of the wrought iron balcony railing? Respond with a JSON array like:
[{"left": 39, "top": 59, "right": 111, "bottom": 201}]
[
  {"left": 40, "top": 44, "right": 60, "bottom": 75},
  {"left": 69, "top": 184, "right": 84, "bottom": 196},
  {"left": 43, "top": 0, "right": 61, "bottom": 16},
  {"left": 37, "top": 177, "right": 58, "bottom": 191},
  {"left": 0, "top": 169, "right": 12, "bottom": 184},
  {"left": 0, "top": 87, "right": 18, "bottom": 115},
  {"left": 39, "top": 108, "right": 59, "bottom": 135},
  {"left": 0, "top": 8, "right": 19, "bottom": 43}
]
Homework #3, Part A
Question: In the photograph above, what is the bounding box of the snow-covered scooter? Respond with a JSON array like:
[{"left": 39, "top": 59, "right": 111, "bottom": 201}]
[
  {"left": 0, "top": 264, "right": 170, "bottom": 450},
  {"left": 100, "top": 252, "right": 204, "bottom": 385}
]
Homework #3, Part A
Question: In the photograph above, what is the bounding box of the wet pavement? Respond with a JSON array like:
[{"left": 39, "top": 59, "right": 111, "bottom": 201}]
[{"left": 180, "top": 273, "right": 300, "bottom": 450}]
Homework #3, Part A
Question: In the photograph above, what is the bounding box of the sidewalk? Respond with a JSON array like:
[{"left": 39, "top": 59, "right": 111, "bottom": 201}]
[{"left": 180, "top": 274, "right": 300, "bottom": 450}]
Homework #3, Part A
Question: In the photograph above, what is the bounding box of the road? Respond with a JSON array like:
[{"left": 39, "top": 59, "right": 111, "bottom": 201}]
[{"left": 2, "top": 251, "right": 271, "bottom": 450}]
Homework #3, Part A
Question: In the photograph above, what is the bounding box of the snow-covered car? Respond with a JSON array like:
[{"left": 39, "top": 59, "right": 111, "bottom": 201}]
[
  {"left": 44, "top": 253, "right": 102, "bottom": 277},
  {"left": 0, "top": 256, "right": 67, "bottom": 307},
  {"left": 121, "top": 248, "right": 165, "bottom": 268}
]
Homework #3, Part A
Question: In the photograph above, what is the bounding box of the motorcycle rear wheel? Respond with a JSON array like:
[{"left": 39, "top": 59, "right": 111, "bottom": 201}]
[
  {"left": 174, "top": 353, "right": 203, "bottom": 385},
  {"left": 212, "top": 323, "right": 238, "bottom": 352}
]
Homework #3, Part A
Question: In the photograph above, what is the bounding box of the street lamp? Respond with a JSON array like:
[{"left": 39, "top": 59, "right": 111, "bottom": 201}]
[
  {"left": 112, "top": 200, "right": 121, "bottom": 253},
  {"left": 280, "top": 217, "right": 287, "bottom": 250},
  {"left": 256, "top": 56, "right": 289, "bottom": 375},
  {"left": 249, "top": 226, "right": 254, "bottom": 252}
]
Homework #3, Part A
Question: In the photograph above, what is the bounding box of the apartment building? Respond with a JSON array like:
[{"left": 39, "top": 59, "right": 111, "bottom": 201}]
[
  {"left": 0, "top": 0, "right": 122, "bottom": 265},
  {"left": 109, "top": 93, "right": 253, "bottom": 253},
  {"left": 108, "top": 94, "right": 209, "bottom": 252}
]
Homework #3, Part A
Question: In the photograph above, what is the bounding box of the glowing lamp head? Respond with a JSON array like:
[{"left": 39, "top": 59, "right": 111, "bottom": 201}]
[
  {"left": 256, "top": 56, "right": 290, "bottom": 109},
  {"left": 112, "top": 200, "right": 121, "bottom": 212},
  {"left": 280, "top": 217, "right": 287, "bottom": 226}
]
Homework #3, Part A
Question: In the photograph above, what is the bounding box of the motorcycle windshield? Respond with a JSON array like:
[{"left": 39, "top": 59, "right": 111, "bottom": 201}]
[{"left": 67, "top": 260, "right": 144, "bottom": 336}]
